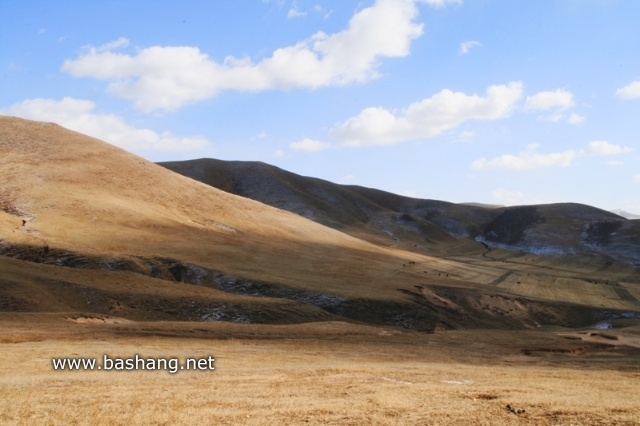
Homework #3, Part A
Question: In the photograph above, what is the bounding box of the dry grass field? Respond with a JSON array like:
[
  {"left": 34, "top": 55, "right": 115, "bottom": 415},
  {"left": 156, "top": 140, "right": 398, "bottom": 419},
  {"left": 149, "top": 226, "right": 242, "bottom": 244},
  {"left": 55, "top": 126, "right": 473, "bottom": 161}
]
[
  {"left": 1, "top": 316, "right": 640, "bottom": 425},
  {"left": 2, "top": 116, "right": 640, "bottom": 424}
]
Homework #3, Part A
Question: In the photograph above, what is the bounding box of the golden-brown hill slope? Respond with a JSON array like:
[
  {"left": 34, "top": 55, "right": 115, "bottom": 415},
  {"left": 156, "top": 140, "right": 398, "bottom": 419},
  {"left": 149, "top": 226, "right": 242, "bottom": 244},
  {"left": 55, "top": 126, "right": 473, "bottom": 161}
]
[{"left": 0, "top": 116, "right": 440, "bottom": 299}]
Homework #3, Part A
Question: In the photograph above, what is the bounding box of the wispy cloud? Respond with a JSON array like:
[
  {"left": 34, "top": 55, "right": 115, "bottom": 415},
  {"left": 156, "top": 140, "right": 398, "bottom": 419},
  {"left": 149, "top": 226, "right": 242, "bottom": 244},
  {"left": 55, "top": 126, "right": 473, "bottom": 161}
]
[
  {"left": 473, "top": 143, "right": 578, "bottom": 170},
  {"left": 95, "top": 37, "right": 129, "bottom": 52},
  {"left": 1, "top": 97, "right": 210, "bottom": 153},
  {"left": 459, "top": 40, "right": 481, "bottom": 55},
  {"left": 566, "top": 113, "right": 585, "bottom": 125},
  {"left": 313, "top": 4, "right": 333, "bottom": 19},
  {"left": 287, "top": 1, "right": 307, "bottom": 18},
  {"left": 523, "top": 89, "right": 585, "bottom": 124},
  {"left": 583, "top": 140, "right": 633, "bottom": 156},
  {"left": 419, "top": 0, "right": 462, "bottom": 7},
  {"left": 524, "top": 89, "right": 574, "bottom": 111},
  {"left": 473, "top": 141, "right": 634, "bottom": 170},
  {"left": 289, "top": 138, "right": 331, "bottom": 152}
]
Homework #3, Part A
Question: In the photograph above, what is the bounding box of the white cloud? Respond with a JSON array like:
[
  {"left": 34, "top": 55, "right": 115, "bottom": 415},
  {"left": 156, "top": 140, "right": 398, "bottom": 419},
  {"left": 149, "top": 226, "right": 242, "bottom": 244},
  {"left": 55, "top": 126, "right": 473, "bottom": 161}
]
[
  {"left": 607, "top": 160, "right": 623, "bottom": 166},
  {"left": 313, "top": 5, "right": 333, "bottom": 18},
  {"left": 524, "top": 89, "right": 575, "bottom": 111},
  {"left": 274, "top": 149, "right": 285, "bottom": 157},
  {"left": 616, "top": 80, "right": 640, "bottom": 100},
  {"left": 62, "top": 0, "right": 430, "bottom": 112},
  {"left": 634, "top": 173, "right": 640, "bottom": 182},
  {"left": 419, "top": 0, "right": 462, "bottom": 7},
  {"left": 459, "top": 40, "right": 481, "bottom": 55},
  {"left": 492, "top": 188, "right": 524, "bottom": 205},
  {"left": 287, "top": 9, "right": 306, "bottom": 18},
  {"left": 256, "top": 131, "right": 268, "bottom": 139},
  {"left": 584, "top": 140, "right": 633, "bottom": 156},
  {"left": 538, "top": 111, "right": 584, "bottom": 125},
  {"left": 524, "top": 89, "right": 584, "bottom": 125},
  {"left": 473, "top": 140, "right": 634, "bottom": 171},
  {"left": 287, "top": 1, "right": 307, "bottom": 18},
  {"left": 289, "top": 138, "right": 331, "bottom": 152},
  {"left": 1, "top": 97, "right": 210, "bottom": 153},
  {"left": 96, "top": 37, "right": 129, "bottom": 52},
  {"left": 567, "top": 113, "right": 585, "bottom": 124},
  {"left": 330, "top": 82, "right": 523, "bottom": 146},
  {"left": 473, "top": 144, "right": 578, "bottom": 170}
]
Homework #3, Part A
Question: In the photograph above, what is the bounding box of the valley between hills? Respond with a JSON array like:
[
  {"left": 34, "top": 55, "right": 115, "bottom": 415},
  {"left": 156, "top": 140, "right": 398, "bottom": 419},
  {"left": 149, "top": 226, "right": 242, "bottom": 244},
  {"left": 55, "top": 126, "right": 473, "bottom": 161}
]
[{"left": 1, "top": 115, "right": 640, "bottom": 425}]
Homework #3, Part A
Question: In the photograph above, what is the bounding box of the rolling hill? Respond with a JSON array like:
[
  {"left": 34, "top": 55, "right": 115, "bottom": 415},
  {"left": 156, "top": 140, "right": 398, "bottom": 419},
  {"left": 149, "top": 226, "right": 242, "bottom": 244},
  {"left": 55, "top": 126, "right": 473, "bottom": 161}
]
[
  {"left": 2, "top": 116, "right": 640, "bottom": 333},
  {"left": 159, "top": 158, "right": 640, "bottom": 268}
]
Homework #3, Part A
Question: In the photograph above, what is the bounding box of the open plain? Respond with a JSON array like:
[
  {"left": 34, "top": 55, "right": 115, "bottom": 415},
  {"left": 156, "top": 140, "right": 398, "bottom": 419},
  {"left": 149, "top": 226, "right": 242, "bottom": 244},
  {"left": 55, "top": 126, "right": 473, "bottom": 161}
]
[{"left": 2, "top": 315, "right": 640, "bottom": 425}]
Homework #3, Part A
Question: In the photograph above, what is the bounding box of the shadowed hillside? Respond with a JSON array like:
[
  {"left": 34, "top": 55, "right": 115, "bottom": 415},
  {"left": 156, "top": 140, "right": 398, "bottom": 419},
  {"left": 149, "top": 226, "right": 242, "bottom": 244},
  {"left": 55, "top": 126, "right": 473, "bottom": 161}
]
[
  {"left": 160, "top": 158, "right": 640, "bottom": 268},
  {"left": 157, "top": 158, "right": 467, "bottom": 250}
]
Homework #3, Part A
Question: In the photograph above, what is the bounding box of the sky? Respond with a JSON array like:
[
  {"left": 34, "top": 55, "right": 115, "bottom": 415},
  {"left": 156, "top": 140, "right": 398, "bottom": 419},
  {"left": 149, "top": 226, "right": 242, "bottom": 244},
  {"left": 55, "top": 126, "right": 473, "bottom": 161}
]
[{"left": 2, "top": 0, "right": 640, "bottom": 213}]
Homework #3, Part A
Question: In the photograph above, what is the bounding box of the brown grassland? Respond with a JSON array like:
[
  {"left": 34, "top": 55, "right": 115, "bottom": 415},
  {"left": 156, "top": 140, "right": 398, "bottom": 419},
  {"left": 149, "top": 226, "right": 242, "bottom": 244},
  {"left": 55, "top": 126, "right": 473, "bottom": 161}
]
[
  {"left": 2, "top": 116, "right": 640, "bottom": 424},
  {"left": 1, "top": 316, "right": 640, "bottom": 425}
]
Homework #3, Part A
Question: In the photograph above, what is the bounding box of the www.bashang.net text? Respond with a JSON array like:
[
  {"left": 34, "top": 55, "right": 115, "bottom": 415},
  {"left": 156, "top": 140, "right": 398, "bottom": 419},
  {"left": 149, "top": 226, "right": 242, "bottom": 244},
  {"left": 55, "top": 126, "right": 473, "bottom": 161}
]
[{"left": 52, "top": 355, "right": 215, "bottom": 374}]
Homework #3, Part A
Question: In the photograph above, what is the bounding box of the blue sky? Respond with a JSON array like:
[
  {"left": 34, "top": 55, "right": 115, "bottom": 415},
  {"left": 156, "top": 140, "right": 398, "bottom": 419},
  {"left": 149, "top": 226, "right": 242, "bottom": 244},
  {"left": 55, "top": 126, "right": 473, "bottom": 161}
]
[{"left": 2, "top": 0, "right": 640, "bottom": 213}]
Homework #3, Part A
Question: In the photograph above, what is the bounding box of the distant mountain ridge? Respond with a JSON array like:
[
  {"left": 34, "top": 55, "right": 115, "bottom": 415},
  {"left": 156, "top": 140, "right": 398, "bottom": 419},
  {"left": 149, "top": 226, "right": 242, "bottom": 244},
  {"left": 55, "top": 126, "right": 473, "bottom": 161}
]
[
  {"left": 611, "top": 209, "right": 640, "bottom": 220},
  {"left": 159, "top": 158, "right": 640, "bottom": 268}
]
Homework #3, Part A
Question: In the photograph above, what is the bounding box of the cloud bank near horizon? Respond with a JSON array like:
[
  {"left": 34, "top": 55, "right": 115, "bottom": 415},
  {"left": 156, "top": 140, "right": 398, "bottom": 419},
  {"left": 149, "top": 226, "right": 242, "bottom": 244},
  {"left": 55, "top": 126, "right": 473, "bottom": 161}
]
[{"left": 472, "top": 141, "right": 634, "bottom": 171}]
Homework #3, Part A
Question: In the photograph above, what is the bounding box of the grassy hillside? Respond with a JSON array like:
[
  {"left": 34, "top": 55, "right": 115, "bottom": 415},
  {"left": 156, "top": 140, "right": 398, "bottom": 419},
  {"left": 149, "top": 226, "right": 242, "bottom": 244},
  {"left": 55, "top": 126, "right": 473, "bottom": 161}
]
[
  {"left": 160, "top": 158, "right": 640, "bottom": 267},
  {"left": 1, "top": 116, "right": 639, "bottom": 333}
]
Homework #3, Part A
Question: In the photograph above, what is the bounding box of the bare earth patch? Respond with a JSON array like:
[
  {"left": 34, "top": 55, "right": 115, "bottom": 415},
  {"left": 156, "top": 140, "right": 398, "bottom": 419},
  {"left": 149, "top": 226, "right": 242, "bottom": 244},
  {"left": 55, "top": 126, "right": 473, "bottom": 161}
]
[{"left": 63, "top": 314, "right": 133, "bottom": 324}]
